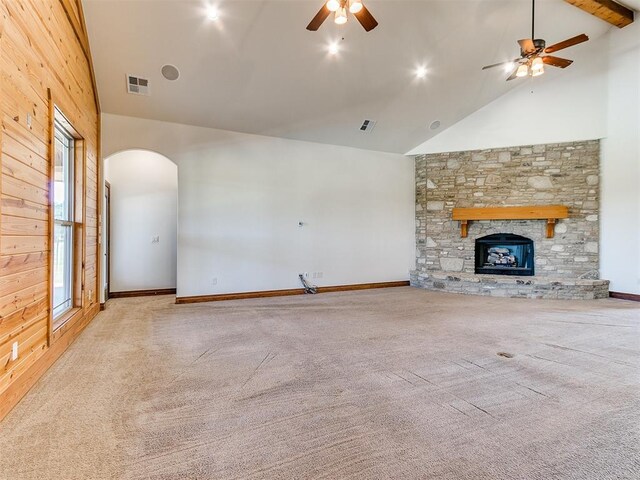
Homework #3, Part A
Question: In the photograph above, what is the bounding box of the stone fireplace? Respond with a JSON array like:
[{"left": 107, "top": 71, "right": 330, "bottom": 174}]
[{"left": 410, "top": 140, "right": 609, "bottom": 299}]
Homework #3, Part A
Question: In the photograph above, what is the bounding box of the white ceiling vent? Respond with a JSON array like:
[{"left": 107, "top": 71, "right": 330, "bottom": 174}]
[
  {"left": 359, "top": 119, "right": 376, "bottom": 133},
  {"left": 126, "top": 74, "right": 150, "bottom": 95}
]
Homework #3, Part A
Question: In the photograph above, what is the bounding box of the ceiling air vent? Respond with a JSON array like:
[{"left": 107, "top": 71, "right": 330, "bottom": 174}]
[
  {"left": 126, "top": 74, "right": 150, "bottom": 95},
  {"left": 161, "top": 64, "right": 180, "bottom": 81},
  {"left": 359, "top": 119, "right": 376, "bottom": 133}
]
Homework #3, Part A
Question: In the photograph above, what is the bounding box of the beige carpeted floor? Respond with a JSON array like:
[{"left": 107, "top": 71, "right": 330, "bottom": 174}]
[{"left": 1, "top": 287, "right": 639, "bottom": 479}]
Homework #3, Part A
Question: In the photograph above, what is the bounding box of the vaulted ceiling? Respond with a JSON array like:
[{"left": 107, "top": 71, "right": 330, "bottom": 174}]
[{"left": 83, "top": 0, "right": 617, "bottom": 153}]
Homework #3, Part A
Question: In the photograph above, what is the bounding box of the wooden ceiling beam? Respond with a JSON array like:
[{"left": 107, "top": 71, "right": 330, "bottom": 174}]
[{"left": 564, "top": 0, "right": 634, "bottom": 28}]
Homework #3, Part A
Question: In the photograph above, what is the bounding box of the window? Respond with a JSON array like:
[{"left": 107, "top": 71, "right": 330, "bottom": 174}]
[
  {"left": 53, "top": 121, "right": 74, "bottom": 318},
  {"left": 50, "top": 105, "right": 85, "bottom": 334}
]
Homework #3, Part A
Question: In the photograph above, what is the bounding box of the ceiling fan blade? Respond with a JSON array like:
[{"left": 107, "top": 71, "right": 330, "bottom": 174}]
[
  {"left": 544, "top": 34, "right": 589, "bottom": 53},
  {"left": 353, "top": 4, "right": 378, "bottom": 32},
  {"left": 542, "top": 55, "right": 573, "bottom": 68},
  {"left": 482, "top": 59, "right": 521, "bottom": 70},
  {"left": 306, "top": 5, "right": 331, "bottom": 31},
  {"left": 518, "top": 39, "right": 535, "bottom": 55},
  {"left": 506, "top": 67, "right": 520, "bottom": 81}
]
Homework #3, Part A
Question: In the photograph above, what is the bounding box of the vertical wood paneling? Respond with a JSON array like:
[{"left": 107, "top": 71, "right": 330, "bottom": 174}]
[{"left": 0, "top": 0, "right": 100, "bottom": 421}]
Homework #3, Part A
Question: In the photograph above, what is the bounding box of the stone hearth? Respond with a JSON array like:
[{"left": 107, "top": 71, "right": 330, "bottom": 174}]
[
  {"left": 411, "top": 140, "right": 609, "bottom": 300},
  {"left": 411, "top": 271, "right": 609, "bottom": 300}
]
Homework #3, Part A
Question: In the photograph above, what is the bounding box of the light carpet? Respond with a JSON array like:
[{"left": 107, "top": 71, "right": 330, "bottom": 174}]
[{"left": 1, "top": 287, "right": 639, "bottom": 479}]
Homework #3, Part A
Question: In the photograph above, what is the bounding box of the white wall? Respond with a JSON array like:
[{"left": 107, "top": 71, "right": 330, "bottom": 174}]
[
  {"left": 600, "top": 22, "right": 640, "bottom": 295},
  {"left": 408, "top": 23, "right": 640, "bottom": 295},
  {"left": 101, "top": 114, "right": 414, "bottom": 298},
  {"left": 104, "top": 150, "right": 178, "bottom": 292}
]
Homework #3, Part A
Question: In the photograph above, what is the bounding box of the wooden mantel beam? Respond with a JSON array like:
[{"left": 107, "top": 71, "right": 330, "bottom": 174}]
[
  {"left": 452, "top": 205, "right": 569, "bottom": 239},
  {"left": 564, "top": 0, "right": 634, "bottom": 28}
]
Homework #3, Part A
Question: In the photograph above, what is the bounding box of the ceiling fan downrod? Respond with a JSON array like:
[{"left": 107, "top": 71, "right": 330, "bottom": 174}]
[{"left": 532, "top": 0, "right": 536, "bottom": 40}]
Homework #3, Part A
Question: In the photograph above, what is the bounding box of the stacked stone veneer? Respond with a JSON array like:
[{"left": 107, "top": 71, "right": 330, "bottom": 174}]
[{"left": 411, "top": 140, "right": 609, "bottom": 299}]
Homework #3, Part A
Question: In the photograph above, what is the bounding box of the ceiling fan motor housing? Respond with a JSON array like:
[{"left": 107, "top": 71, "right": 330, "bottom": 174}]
[{"left": 533, "top": 39, "right": 546, "bottom": 51}]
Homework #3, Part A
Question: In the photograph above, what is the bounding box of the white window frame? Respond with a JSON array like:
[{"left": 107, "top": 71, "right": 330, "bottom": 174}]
[{"left": 52, "top": 117, "right": 75, "bottom": 319}]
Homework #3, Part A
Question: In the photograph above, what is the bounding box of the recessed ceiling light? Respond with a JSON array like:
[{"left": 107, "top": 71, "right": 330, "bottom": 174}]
[
  {"left": 415, "top": 66, "right": 427, "bottom": 79},
  {"left": 429, "top": 120, "right": 441, "bottom": 130},
  {"left": 328, "top": 42, "right": 340, "bottom": 55},
  {"left": 206, "top": 5, "right": 219, "bottom": 20}
]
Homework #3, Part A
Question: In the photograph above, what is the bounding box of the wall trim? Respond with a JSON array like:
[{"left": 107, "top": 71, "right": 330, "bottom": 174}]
[
  {"left": 175, "top": 281, "right": 410, "bottom": 304},
  {"left": 109, "top": 288, "right": 177, "bottom": 298},
  {"left": 609, "top": 291, "right": 640, "bottom": 302}
]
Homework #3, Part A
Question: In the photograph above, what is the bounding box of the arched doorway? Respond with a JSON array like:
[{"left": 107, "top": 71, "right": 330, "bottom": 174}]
[{"left": 102, "top": 150, "right": 178, "bottom": 299}]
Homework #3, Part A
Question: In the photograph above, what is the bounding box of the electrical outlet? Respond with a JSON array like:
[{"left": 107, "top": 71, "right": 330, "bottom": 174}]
[
  {"left": 304, "top": 272, "right": 309, "bottom": 278},
  {"left": 212, "top": 277, "right": 218, "bottom": 286},
  {"left": 11, "top": 342, "right": 18, "bottom": 361}
]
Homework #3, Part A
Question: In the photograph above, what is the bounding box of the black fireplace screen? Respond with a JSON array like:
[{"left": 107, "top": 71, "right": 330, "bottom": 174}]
[{"left": 475, "top": 233, "right": 534, "bottom": 276}]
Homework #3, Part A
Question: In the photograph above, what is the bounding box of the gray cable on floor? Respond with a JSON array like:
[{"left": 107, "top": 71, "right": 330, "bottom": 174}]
[{"left": 299, "top": 274, "right": 317, "bottom": 294}]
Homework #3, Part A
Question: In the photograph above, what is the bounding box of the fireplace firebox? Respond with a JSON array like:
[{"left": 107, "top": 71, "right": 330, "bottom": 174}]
[{"left": 475, "top": 233, "right": 534, "bottom": 276}]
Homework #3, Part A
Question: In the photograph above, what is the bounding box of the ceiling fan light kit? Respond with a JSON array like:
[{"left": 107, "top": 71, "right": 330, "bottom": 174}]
[
  {"left": 516, "top": 64, "right": 529, "bottom": 78},
  {"left": 307, "top": 0, "right": 378, "bottom": 31},
  {"left": 335, "top": 6, "right": 348, "bottom": 25},
  {"left": 482, "top": 0, "right": 589, "bottom": 81},
  {"left": 349, "top": 0, "right": 363, "bottom": 14},
  {"left": 326, "top": 0, "right": 340, "bottom": 12},
  {"left": 531, "top": 56, "right": 544, "bottom": 76}
]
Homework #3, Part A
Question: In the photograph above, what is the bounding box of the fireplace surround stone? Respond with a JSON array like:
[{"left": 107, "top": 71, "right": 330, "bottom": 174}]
[
  {"left": 411, "top": 140, "right": 608, "bottom": 300},
  {"left": 410, "top": 271, "right": 609, "bottom": 300}
]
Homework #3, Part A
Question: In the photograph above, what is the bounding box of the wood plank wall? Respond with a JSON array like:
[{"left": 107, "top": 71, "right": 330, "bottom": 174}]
[{"left": 0, "top": 0, "right": 100, "bottom": 420}]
